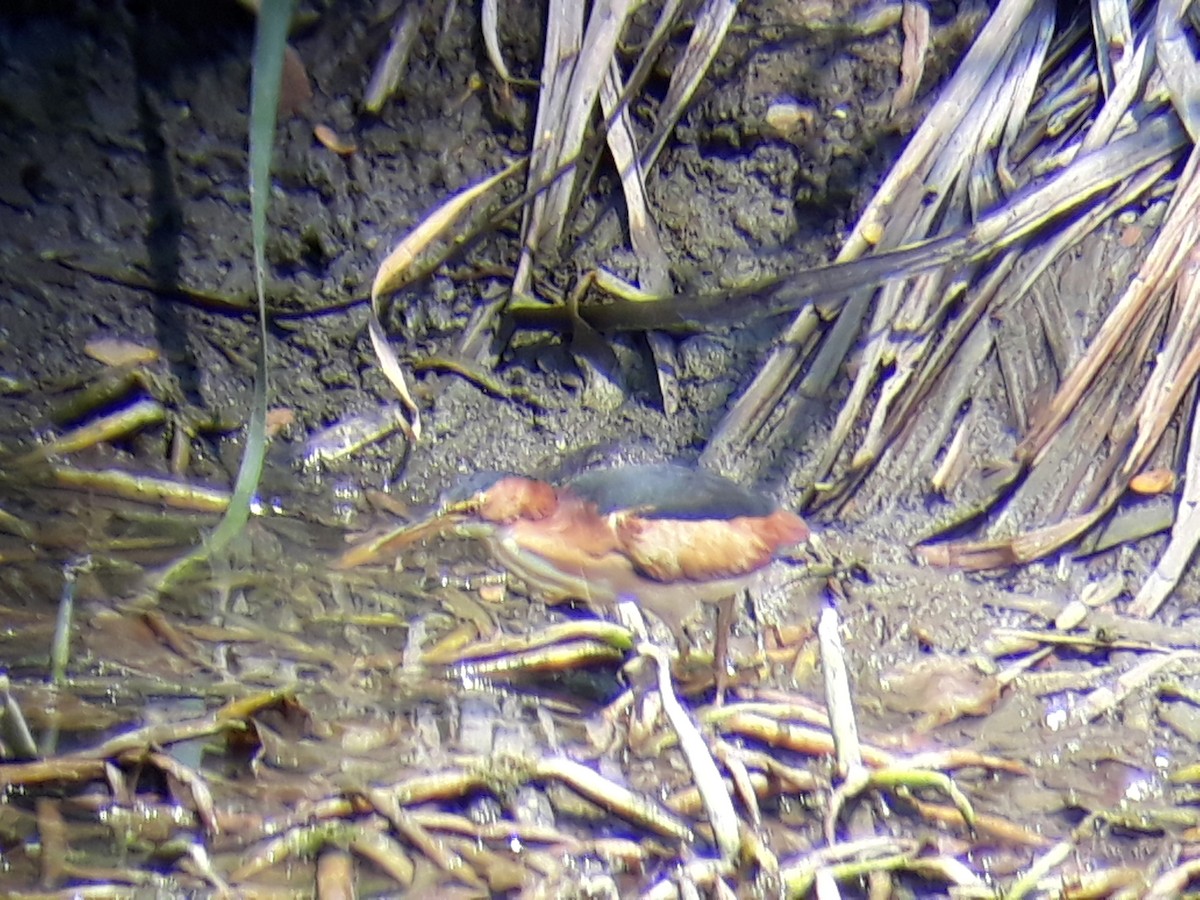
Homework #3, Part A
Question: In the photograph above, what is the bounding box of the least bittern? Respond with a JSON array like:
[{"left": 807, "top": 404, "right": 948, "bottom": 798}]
[{"left": 339, "top": 464, "right": 809, "bottom": 661}]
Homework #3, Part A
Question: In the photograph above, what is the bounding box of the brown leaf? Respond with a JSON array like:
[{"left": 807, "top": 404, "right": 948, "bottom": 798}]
[
  {"left": 880, "top": 655, "right": 1002, "bottom": 730},
  {"left": 83, "top": 337, "right": 159, "bottom": 367},
  {"left": 279, "top": 45, "right": 312, "bottom": 119},
  {"left": 313, "top": 124, "right": 356, "bottom": 157}
]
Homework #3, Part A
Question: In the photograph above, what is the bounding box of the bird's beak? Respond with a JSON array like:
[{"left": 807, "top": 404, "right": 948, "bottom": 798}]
[
  {"left": 332, "top": 507, "right": 467, "bottom": 569},
  {"left": 432, "top": 497, "right": 501, "bottom": 538}
]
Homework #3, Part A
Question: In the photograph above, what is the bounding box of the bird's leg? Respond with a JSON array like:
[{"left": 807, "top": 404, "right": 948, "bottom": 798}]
[{"left": 713, "top": 594, "right": 736, "bottom": 706}]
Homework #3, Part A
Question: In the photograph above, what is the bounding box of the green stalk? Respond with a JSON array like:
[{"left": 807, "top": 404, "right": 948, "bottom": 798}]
[{"left": 146, "top": 0, "right": 293, "bottom": 597}]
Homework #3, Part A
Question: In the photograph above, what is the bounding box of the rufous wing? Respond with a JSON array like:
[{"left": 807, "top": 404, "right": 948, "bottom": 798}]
[{"left": 612, "top": 509, "right": 808, "bottom": 583}]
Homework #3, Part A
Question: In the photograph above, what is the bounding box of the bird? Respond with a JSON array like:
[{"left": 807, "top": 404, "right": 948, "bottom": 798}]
[{"left": 430, "top": 463, "right": 810, "bottom": 648}]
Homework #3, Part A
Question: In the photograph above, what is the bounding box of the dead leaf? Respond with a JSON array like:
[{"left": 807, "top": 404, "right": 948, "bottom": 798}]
[
  {"left": 1129, "top": 467, "right": 1175, "bottom": 495},
  {"left": 84, "top": 337, "right": 159, "bottom": 367},
  {"left": 892, "top": 0, "right": 930, "bottom": 112},
  {"left": 314, "top": 124, "right": 357, "bottom": 156},
  {"left": 265, "top": 406, "right": 295, "bottom": 437},
  {"left": 880, "top": 655, "right": 1002, "bottom": 730},
  {"left": 279, "top": 45, "right": 312, "bottom": 119}
]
